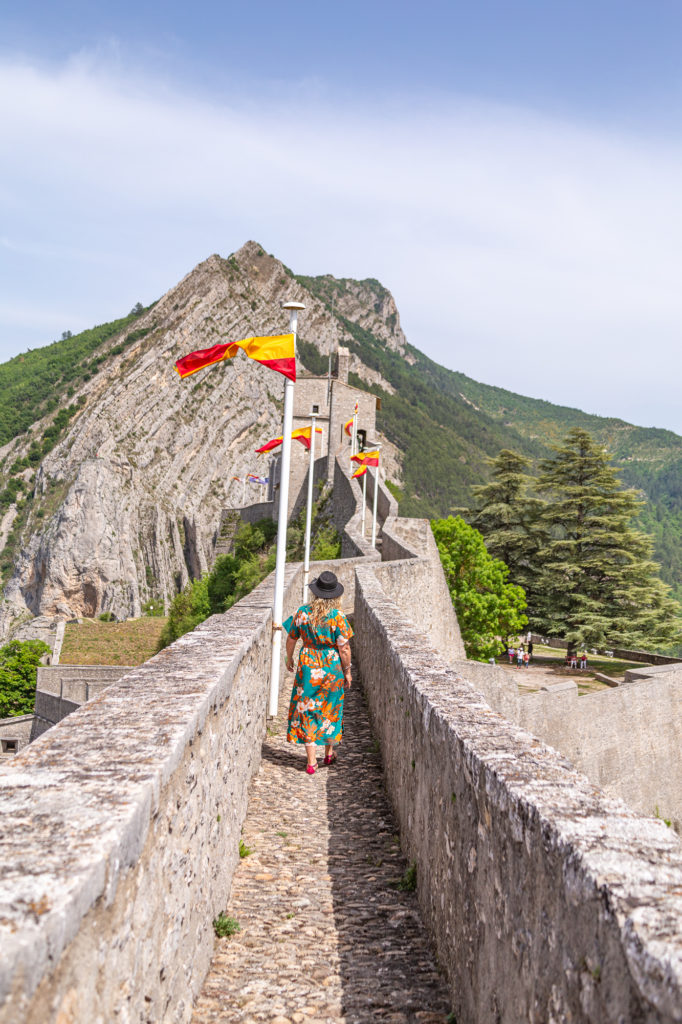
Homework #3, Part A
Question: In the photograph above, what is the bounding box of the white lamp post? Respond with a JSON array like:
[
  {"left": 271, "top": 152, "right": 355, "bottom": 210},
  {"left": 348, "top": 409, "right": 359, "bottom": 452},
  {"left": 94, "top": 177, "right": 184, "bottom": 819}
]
[
  {"left": 361, "top": 469, "right": 367, "bottom": 536},
  {"left": 302, "top": 410, "right": 317, "bottom": 602},
  {"left": 268, "top": 300, "right": 305, "bottom": 718}
]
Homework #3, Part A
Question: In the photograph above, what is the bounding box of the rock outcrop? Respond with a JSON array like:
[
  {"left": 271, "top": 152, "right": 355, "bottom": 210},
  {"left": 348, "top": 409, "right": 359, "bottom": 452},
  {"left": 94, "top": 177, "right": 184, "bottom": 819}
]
[{"left": 0, "top": 242, "right": 402, "bottom": 632}]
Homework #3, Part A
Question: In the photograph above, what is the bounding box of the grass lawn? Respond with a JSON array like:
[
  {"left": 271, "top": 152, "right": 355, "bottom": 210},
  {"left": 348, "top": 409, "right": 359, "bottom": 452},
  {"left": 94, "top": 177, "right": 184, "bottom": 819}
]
[
  {"left": 60, "top": 617, "right": 167, "bottom": 666},
  {"left": 522, "top": 643, "right": 647, "bottom": 692},
  {"left": 530, "top": 644, "right": 647, "bottom": 679}
]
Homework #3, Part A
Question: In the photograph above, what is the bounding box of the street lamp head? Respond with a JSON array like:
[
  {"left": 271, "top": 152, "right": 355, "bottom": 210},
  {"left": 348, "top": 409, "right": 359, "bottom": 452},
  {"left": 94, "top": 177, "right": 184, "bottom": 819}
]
[{"left": 281, "top": 301, "right": 306, "bottom": 311}]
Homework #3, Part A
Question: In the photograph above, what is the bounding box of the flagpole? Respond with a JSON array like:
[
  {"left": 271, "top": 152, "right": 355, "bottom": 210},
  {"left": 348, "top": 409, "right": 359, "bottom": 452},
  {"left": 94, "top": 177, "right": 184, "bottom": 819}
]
[
  {"left": 242, "top": 477, "right": 246, "bottom": 506},
  {"left": 269, "top": 301, "right": 304, "bottom": 718},
  {"left": 371, "top": 445, "right": 382, "bottom": 550},
  {"left": 361, "top": 470, "right": 367, "bottom": 536},
  {"left": 302, "top": 412, "right": 318, "bottom": 602}
]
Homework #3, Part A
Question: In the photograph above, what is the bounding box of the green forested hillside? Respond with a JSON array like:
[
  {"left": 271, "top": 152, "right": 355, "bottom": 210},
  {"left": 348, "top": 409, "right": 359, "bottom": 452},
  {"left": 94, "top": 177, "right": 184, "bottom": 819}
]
[
  {"left": 0, "top": 308, "right": 152, "bottom": 447},
  {"left": 300, "top": 273, "right": 682, "bottom": 599}
]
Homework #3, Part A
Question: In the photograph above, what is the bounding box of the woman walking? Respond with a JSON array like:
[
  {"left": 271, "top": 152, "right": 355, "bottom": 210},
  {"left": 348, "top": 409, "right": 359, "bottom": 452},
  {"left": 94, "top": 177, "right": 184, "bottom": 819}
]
[{"left": 285, "top": 570, "right": 353, "bottom": 775}]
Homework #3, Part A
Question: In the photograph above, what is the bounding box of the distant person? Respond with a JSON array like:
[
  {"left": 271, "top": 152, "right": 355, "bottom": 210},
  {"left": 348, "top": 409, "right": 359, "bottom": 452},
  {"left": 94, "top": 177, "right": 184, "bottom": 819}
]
[
  {"left": 523, "top": 652, "right": 529, "bottom": 668},
  {"left": 580, "top": 652, "right": 588, "bottom": 669},
  {"left": 285, "top": 571, "right": 353, "bottom": 775},
  {"left": 570, "top": 652, "right": 578, "bottom": 669},
  {"left": 508, "top": 646, "right": 515, "bottom": 664},
  {"left": 518, "top": 642, "right": 525, "bottom": 654},
  {"left": 516, "top": 648, "right": 523, "bottom": 668},
  {"left": 527, "top": 640, "right": 534, "bottom": 658}
]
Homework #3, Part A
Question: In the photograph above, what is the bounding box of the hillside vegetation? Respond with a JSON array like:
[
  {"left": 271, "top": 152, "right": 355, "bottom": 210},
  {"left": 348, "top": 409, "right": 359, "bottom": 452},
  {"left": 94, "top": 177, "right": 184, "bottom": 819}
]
[
  {"left": 300, "top": 273, "right": 682, "bottom": 599},
  {"left": 0, "top": 247, "right": 680, "bottom": 624},
  {"left": 0, "top": 308, "right": 152, "bottom": 447}
]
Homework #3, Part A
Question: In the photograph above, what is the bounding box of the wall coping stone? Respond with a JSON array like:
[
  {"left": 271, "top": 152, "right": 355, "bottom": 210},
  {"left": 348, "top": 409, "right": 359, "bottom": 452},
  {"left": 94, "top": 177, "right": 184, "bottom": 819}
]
[
  {"left": 355, "top": 564, "right": 682, "bottom": 1021},
  {"left": 0, "top": 563, "right": 301, "bottom": 1018}
]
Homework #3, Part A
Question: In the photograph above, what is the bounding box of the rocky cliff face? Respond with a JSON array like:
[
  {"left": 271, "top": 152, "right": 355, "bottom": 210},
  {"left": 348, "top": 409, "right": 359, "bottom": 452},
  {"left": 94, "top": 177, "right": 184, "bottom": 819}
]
[{"left": 0, "top": 242, "right": 403, "bottom": 633}]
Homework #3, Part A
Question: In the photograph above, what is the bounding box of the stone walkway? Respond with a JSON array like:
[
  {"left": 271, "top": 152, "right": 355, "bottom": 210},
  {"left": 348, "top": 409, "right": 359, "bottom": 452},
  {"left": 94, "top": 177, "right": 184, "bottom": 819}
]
[{"left": 191, "top": 671, "right": 452, "bottom": 1024}]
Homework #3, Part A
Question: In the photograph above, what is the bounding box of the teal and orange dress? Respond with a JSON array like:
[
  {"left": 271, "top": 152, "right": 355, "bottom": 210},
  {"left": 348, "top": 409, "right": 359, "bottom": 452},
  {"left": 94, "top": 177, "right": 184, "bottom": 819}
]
[{"left": 286, "top": 605, "right": 354, "bottom": 746}]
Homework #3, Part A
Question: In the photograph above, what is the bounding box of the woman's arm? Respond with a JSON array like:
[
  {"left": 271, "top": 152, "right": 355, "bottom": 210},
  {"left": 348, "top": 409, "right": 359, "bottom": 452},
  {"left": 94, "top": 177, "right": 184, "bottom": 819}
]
[
  {"left": 286, "top": 633, "right": 296, "bottom": 672},
  {"left": 338, "top": 640, "right": 352, "bottom": 688}
]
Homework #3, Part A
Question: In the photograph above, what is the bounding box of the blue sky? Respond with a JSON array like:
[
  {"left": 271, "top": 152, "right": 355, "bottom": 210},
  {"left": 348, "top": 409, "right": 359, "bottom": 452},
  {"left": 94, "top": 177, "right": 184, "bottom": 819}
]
[{"left": 3, "top": 1, "right": 682, "bottom": 431}]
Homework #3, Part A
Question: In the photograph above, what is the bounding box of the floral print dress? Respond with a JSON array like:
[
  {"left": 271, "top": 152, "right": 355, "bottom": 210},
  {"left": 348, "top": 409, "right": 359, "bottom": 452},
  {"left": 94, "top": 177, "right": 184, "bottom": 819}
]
[{"left": 286, "top": 605, "right": 354, "bottom": 745}]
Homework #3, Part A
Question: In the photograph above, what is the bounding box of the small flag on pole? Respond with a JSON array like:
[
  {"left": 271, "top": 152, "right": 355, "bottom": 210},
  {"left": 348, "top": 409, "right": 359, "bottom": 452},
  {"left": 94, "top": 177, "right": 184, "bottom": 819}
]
[
  {"left": 352, "top": 465, "right": 367, "bottom": 478},
  {"left": 232, "top": 476, "right": 242, "bottom": 481},
  {"left": 344, "top": 417, "right": 354, "bottom": 437},
  {"left": 175, "top": 333, "right": 296, "bottom": 382},
  {"left": 247, "top": 474, "right": 269, "bottom": 486},
  {"left": 354, "top": 400, "right": 359, "bottom": 414},
  {"left": 351, "top": 449, "right": 380, "bottom": 467},
  {"left": 256, "top": 426, "right": 322, "bottom": 454}
]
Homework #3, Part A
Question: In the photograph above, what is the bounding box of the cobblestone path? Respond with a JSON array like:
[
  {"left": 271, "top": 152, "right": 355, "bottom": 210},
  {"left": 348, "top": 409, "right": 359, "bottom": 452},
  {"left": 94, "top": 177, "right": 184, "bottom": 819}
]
[{"left": 192, "top": 672, "right": 452, "bottom": 1024}]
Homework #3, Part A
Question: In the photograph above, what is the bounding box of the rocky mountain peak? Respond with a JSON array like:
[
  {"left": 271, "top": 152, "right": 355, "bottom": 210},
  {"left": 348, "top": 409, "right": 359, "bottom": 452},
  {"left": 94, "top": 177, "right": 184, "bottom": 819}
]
[{"left": 0, "top": 244, "right": 405, "bottom": 634}]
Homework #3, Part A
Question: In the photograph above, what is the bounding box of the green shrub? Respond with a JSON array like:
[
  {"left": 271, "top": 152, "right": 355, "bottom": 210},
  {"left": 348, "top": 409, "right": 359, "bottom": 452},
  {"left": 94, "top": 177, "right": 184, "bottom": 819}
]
[
  {"left": 158, "top": 576, "right": 211, "bottom": 648},
  {"left": 98, "top": 612, "right": 115, "bottom": 622},
  {"left": 213, "top": 913, "right": 240, "bottom": 938},
  {"left": 432, "top": 516, "right": 527, "bottom": 661},
  {"left": 0, "top": 639, "right": 51, "bottom": 717},
  {"left": 159, "top": 518, "right": 278, "bottom": 649},
  {"left": 142, "top": 599, "right": 164, "bottom": 617}
]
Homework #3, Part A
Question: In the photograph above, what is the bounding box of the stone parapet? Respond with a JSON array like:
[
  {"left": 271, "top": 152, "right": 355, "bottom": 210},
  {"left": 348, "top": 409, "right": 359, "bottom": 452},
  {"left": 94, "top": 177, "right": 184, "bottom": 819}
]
[
  {"left": 30, "top": 664, "right": 135, "bottom": 742},
  {"left": 0, "top": 715, "right": 34, "bottom": 757},
  {"left": 332, "top": 456, "right": 378, "bottom": 559},
  {"left": 518, "top": 670, "right": 682, "bottom": 830},
  {"left": 354, "top": 563, "right": 682, "bottom": 1024},
  {"left": 0, "top": 563, "right": 302, "bottom": 1024}
]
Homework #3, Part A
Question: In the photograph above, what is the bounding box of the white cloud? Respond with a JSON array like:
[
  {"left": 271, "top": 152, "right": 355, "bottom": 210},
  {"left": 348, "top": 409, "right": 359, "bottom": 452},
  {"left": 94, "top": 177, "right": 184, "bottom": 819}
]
[{"left": 2, "top": 56, "right": 682, "bottom": 431}]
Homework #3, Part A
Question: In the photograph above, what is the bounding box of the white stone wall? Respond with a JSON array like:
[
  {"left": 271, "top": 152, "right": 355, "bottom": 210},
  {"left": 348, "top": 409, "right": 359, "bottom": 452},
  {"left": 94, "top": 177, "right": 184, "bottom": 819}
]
[
  {"left": 519, "top": 670, "right": 682, "bottom": 830},
  {"left": 0, "top": 564, "right": 302, "bottom": 1024},
  {"left": 3, "top": 452, "right": 682, "bottom": 1023},
  {"left": 354, "top": 563, "right": 682, "bottom": 1023}
]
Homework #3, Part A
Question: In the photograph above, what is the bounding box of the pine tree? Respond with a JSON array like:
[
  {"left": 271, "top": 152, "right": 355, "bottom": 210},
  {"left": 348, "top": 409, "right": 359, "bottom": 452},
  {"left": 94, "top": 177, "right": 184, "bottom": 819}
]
[
  {"left": 534, "top": 428, "right": 681, "bottom": 650},
  {"left": 469, "top": 450, "right": 545, "bottom": 612}
]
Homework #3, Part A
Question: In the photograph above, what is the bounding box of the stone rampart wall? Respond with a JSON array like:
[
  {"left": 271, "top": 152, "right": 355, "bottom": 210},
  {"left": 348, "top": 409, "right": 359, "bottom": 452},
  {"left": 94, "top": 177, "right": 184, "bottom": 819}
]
[
  {"left": 625, "top": 663, "right": 682, "bottom": 685},
  {"left": 519, "top": 671, "right": 682, "bottom": 830},
  {"left": 0, "top": 563, "right": 303, "bottom": 1024},
  {"left": 30, "top": 665, "right": 135, "bottom": 741},
  {"left": 354, "top": 563, "right": 682, "bottom": 1024},
  {"left": 3, "top": 443, "right": 682, "bottom": 1024},
  {"left": 0, "top": 714, "right": 33, "bottom": 755},
  {"left": 332, "top": 456, "right": 377, "bottom": 559},
  {"left": 449, "top": 658, "right": 520, "bottom": 722}
]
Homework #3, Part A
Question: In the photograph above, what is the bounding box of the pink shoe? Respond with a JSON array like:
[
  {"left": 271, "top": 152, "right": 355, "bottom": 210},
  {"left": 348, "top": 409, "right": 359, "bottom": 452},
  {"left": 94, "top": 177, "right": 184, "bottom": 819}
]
[
  {"left": 306, "top": 764, "right": 316, "bottom": 775},
  {"left": 323, "top": 752, "right": 337, "bottom": 766}
]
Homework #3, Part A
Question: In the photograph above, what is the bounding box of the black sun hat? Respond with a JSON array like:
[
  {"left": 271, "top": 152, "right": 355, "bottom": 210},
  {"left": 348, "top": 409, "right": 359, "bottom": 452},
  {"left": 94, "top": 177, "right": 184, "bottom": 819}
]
[{"left": 309, "top": 570, "right": 344, "bottom": 599}]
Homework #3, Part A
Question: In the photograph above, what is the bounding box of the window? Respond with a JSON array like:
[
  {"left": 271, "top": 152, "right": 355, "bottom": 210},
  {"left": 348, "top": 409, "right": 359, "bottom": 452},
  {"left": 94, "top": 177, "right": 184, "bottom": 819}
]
[
  {"left": 312, "top": 404, "right": 319, "bottom": 414},
  {"left": 1, "top": 739, "right": 18, "bottom": 753}
]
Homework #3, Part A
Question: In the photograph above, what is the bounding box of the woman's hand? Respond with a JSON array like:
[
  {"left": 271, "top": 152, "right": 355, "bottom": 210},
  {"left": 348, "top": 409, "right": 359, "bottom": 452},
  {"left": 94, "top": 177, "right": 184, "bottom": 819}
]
[
  {"left": 344, "top": 668, "right": 352, "bottom": 689},
  {"left": 286, "top": 657, "right": 294, "bottom": 673}
]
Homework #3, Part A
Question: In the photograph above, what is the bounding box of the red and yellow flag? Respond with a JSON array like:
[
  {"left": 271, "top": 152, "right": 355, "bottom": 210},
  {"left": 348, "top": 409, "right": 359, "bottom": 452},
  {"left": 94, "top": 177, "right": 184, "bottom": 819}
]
[
  {"left": 352, "top": 465, "right": 367, "bottom": 478},
  {"left": 256, "top": 425, "right": 322, "bottom": 454},
  {"left": 344, "top": 416, "right": 354, "bottom": 437},
  {"left": 175, "top": 333, "right": 296, "bottom": 382},
  {"left": 351, "top": 449, "right": 380, "bottom": 467}
]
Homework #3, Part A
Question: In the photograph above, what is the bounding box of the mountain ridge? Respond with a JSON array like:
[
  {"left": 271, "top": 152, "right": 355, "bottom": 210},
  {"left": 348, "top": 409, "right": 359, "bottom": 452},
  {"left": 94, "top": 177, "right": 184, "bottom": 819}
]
[{"left": 0, "top": 239, "right": 680, "bottom": 633}]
